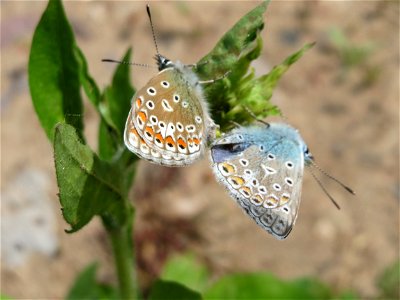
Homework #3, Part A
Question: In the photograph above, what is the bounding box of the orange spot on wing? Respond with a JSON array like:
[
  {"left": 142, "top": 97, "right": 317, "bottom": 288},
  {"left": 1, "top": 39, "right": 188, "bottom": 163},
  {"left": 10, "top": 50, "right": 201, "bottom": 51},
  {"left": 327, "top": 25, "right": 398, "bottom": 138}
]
[
  {"left": 135, "top": 97, "right": 142, "bottom": 108},
  {"left": 165, "top": 136, "right": 176, "bottom": 147},
  {"left": 280, "top": 194, "right": 290, "bottom": 204},
  {"left": 187, "top": 138, "right": 193, "bottom": 145},
  {"left": 138, "top": 111, "right": 147, "bottom": 123},
  {"left": 252, "top": 194, "right": 263, "bottom": 204},
  {"left": 155, "top": 133, "right": 164, "bottom": 143},
  {"left": 193, "top": 137, "right": 201, "bottom": 145},
  {"left": 240, "top": 186, "right": 251, "bottom": 197},
  {"left": 145, "top": 126, "right": 154, "bottom": 137},
  {"left": 177, "top": 138, "right": 187, "bottom": 149},
  {"left": 229, "top": 176, "right": 245, "bottom": 186},
  {"left": 265, "top": 195, "right": 279, "bottom": 206},
  {"left": 220, "top": 162, "right": 235, "bottom": 175}
]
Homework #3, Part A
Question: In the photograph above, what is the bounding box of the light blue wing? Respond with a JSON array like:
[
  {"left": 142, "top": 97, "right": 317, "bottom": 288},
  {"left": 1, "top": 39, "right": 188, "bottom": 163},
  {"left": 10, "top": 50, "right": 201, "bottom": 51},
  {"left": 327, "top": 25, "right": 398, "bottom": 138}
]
[{"left": 210, "top": 123, "right": 305, "bottom": 239}]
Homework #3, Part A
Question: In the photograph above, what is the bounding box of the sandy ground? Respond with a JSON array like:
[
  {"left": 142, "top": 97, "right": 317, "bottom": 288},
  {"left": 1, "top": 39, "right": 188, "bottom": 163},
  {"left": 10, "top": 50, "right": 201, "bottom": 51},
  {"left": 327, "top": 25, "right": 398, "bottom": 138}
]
[{"left": 1, "top": 1, "right": 399, "bottom": 299}]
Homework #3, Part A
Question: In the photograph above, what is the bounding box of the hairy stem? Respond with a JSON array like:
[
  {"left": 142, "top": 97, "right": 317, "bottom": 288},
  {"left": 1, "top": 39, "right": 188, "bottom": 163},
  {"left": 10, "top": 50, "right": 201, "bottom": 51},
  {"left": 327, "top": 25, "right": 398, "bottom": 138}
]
[{"left": 107, "top": 219, "right": 138, "bottom": 299}]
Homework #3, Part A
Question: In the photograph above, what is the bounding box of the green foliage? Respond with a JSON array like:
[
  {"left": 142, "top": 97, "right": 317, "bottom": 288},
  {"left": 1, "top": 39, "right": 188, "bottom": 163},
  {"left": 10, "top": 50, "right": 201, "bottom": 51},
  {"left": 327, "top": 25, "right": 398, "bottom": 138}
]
[
  {"left": 377, "top": 260, "right": 400, "bottom": 299},
  {"left": 75, "top": 46, "right": 101, "bottom": 109},
  {"left": 28, "top": 0, "right": 84, "bottom": 142},
  {"left": 149, "top": 281, "right": 202, "bottom": 300},
  {"left": 28, "top": 0, "right": 319, "bottom": 298},
  {"left": 54, "top": 124, "right": 130, "bottom": 232},
  {"left": 218, "top": 42, "right": 314, "bottom": 130},
  {"left": 203, "top": 273, "right": 332, "bottom": 299},
  {"left": 101, "top": 49, "right": 135, "bottom": 136},
  {"left": 98, "top": 48, "right": 136, "bottom": 162},
  {"left": 196, "top": 0, "right": 313, "bottom": 132},
  {"left": 29, "top": 0, "right": 137, "bottom": 233},
  {"left": 67, "top": 263, "right": 118, "bottom": 300},
  {"left": 161, "top": 253, "right": 209, "bottom": 293},
  {"left": 158, "top": 253, "right": 359, "bottom": 299}
]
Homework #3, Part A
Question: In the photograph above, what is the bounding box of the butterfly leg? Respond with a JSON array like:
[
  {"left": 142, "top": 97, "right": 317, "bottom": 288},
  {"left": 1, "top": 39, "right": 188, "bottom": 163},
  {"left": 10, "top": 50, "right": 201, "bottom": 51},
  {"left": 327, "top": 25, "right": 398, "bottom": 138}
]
[
  {"left": 206, "top": 118, "right": 219, "bottom": 145},
  {"left": 196, "top": 71, "right": 231, "bottom": 85},
  {"left": 242, "top": 105, "right": 270, "bottom": 127},
  {"left": 185, "top": 60, "right": 209, "bottom": 69}
]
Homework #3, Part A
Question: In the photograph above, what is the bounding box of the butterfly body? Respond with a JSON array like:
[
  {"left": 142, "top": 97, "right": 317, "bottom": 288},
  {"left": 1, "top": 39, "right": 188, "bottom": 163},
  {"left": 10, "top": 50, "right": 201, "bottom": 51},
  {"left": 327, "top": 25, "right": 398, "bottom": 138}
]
[
  {"left": 124, "top": 56, "right": 215, "bottom": 166},
  {"left": 210, "top": 123, "right": 313, "bottom": 239}
]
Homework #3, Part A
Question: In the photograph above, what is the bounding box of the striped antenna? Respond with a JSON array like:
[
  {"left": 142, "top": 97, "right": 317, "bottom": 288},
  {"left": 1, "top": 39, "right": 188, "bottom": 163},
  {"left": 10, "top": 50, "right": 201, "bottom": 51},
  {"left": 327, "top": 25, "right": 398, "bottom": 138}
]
[
  {"left": 308, "top": 167, "right": 341, "bottom": 210},
  {"left": 101, "top": 59, "right": 155, "bottom": 69},
  {"left": 310, "top": 160, "right": 355, "bottom": 195},
  {"left": 146, "top": 4, "right": 160, "bottom": 57}
]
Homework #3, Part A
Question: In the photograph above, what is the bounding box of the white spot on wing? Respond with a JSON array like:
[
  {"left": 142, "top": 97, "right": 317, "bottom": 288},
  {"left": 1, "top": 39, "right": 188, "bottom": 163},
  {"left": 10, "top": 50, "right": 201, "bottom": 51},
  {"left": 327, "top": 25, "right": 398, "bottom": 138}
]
[
  {"left": 162, "top": 99, "right": 173, "bottom": 112},
  {"left": 176, "top": 122, "right": 184, "bottom": 132},
  {"left": 147, "top": 87, "right": 156, "bottom": 96},
  {"left": 186, "top": 125, "right": 196, "bottom": 133},
  {"left": 146, "top": 100, "right": 155, "bottom": 110},
  {"left": 166, "top": 123, "right": 176, "bottom": 137}
]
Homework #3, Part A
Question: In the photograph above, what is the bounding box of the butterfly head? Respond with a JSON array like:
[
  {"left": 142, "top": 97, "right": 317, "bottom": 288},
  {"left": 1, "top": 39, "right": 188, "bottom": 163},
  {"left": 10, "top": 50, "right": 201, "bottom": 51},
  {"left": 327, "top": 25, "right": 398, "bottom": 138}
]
[
  {"left": 303, "top": 144, "right": 314, "bottom": 165},
  {"left": 154, "top": 54, "right": 174, "bottom": 71}
]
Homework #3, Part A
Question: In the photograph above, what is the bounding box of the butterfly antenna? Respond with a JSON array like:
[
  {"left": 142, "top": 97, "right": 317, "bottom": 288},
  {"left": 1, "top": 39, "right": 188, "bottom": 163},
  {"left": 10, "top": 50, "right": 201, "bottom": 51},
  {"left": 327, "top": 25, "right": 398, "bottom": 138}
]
[
  {"left": 308, "top": 167, "right": 341, "bottom": 210},
  {"left": 310, "top": 160, "right": 355, "bottom": 195},
  {"left": 146, "top": 4, "right": 160, "bottom": 56},
  {"left": 101, "top": 59, "right": 155, "bottom": 69}
]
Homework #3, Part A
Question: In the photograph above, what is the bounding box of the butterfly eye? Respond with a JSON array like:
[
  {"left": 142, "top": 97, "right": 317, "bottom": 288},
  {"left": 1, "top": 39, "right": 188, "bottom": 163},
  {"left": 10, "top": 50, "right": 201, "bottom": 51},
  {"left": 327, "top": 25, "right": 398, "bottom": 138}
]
[{"left": 304, "top": 146, "right": 314, "bottom": 160}]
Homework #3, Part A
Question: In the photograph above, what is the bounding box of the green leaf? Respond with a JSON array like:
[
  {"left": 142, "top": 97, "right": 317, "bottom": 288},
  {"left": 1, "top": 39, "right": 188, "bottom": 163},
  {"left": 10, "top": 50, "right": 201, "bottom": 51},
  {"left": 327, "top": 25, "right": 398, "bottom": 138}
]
[
  {"left": 377, "top": 260, "right": 400, "bottom": 299},
  {"left": 54, "top": 123, "right": 128, "bottom": 232},
  {"left": 67, "top": 263, "right": 118, "bottom": 300},
  {"left": 98, "top": 49, "right": 136, "bottom": 162},
  {"left": 259, "top": 42, "right": 315, "bottom": 93},
  {"left": 98, "top": 118, "right": 121, "bottom": 161},
  {"left": 196, "top": 1, "right": 269, "bottom": 131},
  {"left": 194, "top": 1, "right": 314, "bottom": 132},
  {"left": 75, "top": 46, "right": 101, "bottom": 108},
  {"left": 101, "top": 48, "right": 135, "bottom": 135},
  {"left": 149, "top": 280, "right": 202, "bottom": 300},
  {"left": 226, "top": 42, "right": 315, "bottom": 127},
  {"left": 28, "top": 0, "right": 83, "bottom": 142},
  {"left": 161, "top": 253, "right": 209, "bottom": 293},
  {"left": 336, "top": 291, "right": 359, "bottom": 300},
  {"left": 0, "top": 294, "right": 13, "bottom": 300},
  {"left": 197, "top": 0, "right": 269, "bottom": 80},
  {"left": 204, "top": 273, "right": 332, "bottom": 299}
]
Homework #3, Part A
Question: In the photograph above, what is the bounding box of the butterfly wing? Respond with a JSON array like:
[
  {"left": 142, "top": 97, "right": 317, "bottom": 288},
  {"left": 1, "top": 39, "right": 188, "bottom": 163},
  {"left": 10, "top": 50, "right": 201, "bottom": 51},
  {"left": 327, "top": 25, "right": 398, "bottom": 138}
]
[
  {"left": 210, "top": 125, "right": 305, "bottom": 239},
  {"left": 124, "top": 68, "right": 210, "bottom": 166}
]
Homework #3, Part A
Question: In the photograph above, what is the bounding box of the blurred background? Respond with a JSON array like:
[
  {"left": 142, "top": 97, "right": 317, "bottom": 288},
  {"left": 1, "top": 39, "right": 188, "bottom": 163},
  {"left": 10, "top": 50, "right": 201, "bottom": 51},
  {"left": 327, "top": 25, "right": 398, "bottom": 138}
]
[{"left": 1, "top": 1, "right": 399, "bottom": 298}]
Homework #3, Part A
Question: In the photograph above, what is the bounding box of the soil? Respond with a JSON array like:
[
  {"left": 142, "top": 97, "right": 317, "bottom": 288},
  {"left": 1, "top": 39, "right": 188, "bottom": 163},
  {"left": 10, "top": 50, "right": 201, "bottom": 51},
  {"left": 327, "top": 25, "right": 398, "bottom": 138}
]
[{"left": 1, "top": 1, "right": 399, "bottom": 299}]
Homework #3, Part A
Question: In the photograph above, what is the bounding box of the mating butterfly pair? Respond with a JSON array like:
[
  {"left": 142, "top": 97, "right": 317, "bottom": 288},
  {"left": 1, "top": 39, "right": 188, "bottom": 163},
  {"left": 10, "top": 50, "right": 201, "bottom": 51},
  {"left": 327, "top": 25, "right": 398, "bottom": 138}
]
[{"left": 114, "top": 5, "right": 354, "bottom": 240}]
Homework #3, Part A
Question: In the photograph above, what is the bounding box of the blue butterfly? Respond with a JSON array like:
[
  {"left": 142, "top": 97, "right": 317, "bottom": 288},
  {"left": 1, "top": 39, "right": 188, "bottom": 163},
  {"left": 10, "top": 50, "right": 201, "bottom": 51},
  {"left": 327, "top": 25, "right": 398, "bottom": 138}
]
[{"left": 210, "top": 122, "right": 354, "bottom": 239}]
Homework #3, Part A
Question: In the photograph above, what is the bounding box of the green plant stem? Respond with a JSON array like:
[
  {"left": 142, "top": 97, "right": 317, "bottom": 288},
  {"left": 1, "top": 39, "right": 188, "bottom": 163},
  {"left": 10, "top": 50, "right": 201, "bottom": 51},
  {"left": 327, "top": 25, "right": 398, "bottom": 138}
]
[{"left": 108, "top": 223, "right": 137, "bottom": 299}]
